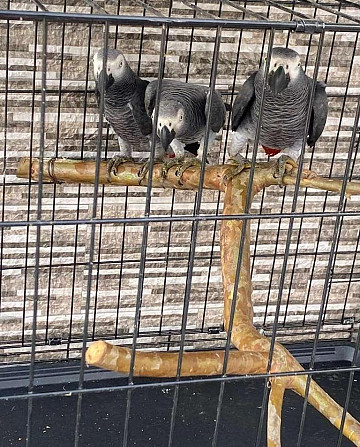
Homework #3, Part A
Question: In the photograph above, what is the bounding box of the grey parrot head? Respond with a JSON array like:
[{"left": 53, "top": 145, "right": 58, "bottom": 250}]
[
  {"left": 93, "top": 48, "right": 128, "bottom": 90},
  {"left": 263, "top": 47, "right": 303, "bottom": 96},
  {"left": 155, "top": 101, "right": 185, "bottom": 150}
]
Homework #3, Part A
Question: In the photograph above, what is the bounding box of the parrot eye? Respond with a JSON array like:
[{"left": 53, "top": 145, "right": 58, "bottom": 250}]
[
  {"left": 169, "top": 122, "right": 172, "bottom": 127},
  {"left": 274, "top": 63, "right": 277, "bottom": 67},
  {"left": 286, "top": 64, "right": 289, "bottom": 69},
  {"left": 298, "top": 62, "right": 301, "bottom": 67},
  {"left": 180, "top": 115, "right": 183, "bottom": 120}
]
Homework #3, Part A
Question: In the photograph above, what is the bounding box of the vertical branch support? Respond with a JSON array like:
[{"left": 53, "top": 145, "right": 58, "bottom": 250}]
[{"left": 267, "top": 379, "right": 285, "bottom": 447}]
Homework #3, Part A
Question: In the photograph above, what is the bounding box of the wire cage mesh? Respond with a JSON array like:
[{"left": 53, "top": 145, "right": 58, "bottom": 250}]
[{"left": 0, "top": 0, "right": 360, "bottom": 446}]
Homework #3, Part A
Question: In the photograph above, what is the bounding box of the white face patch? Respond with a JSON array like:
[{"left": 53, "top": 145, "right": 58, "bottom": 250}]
[
  {"left": 157, "top": 115, "right": 176, "bottom": 134},
  {"left": 156, "top": 104, "right": 184, "bottom": 135},
  {"left": 93, "top": 53, "right": 102, "bottom": 80},
  {"left": 267, "top": 54, "right": 302, "bottom": 81},
  {"left": 177, "top": 108, "right": 184, "bottom": 123},
  {"left": 93, "top": 51, "right": 125, "bottom": 80}
]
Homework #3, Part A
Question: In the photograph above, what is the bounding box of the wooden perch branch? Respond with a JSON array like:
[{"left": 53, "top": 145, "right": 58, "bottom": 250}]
[
  {"left": 85, "top": 340, "right": 269, "bottom": 376},
  {"left": 16, "top": 157, "right": 228, "bottom": 191},
  {"left": 220, "top": 167, "right": 360, "bottom": 445},
  {"left": 294, "top": 374, "right": 360, "bottom": 445},
  {"left": 268, "top": 379, "right": 285, "bottom": 447},
  {"left": 16, "top": 157, "right": 360, "bottom": 446},
  {"left": 16, "top": 156, "right": 360, "bottom": 196}
]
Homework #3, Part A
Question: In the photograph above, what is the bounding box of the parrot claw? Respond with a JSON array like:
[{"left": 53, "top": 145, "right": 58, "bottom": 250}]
[
  {"left": 161, "top": 158, "right": 184, "bottom": 179},
  {"left": 224, "top": 156, "right": 253, "bottom": 183},
  {"left": 274, "top": 154, "right": 298, "bottom": 186},
  {"left": 175, "top": 158, "right": 202, "bottom": 185},
  {"left": 137, "top": 158, "right": 163, "bottom": 185},
  {"left": 107, "top": 156, "right": 133, "bottom": 181}
]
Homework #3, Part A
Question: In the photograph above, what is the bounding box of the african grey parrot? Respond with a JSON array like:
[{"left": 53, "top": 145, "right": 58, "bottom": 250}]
[
  {"left": 93, "top": 48, "right": 169, "bottom": 181},
  {"left": 229, "top": 47, "right": 328, "bottom": 180},
  {"left": 93, "top": 49, "right": 198, "bottom": 180},
  {"left": 145, "top": 79, "right": 227, "bottom": 181}
]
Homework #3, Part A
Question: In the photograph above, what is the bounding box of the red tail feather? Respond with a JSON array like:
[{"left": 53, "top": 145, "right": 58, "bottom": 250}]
[{"left": 262, "top": 146, "right": 281, "bottom": 157}]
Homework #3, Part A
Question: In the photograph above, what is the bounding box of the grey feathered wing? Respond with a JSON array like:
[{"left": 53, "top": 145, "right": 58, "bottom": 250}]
[
  {"left": 94, "top": 76, "right": 152, "bottom": 137},
  {"left": 129, "top": 77, "right": 153, "bottom": 137},
  {"left": 231, "top": 71, "right": 257, "bottom": 131},
  {"left": 307, "top": 81, "right": 328, "bottom": 147},
  {"left": 205, "top": 89, "right": 227, "bottom": 133},
  {"left": 144, "top": 79, "right": 158, "bottom": 118}
]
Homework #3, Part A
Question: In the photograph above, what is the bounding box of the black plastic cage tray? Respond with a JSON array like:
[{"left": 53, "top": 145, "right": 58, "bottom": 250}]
[
  {"left": 1, "top": 342, "right": 359, "bottom": 447},
  {"left": 0, "top": 341, "right": 359, "bottom": 391}
]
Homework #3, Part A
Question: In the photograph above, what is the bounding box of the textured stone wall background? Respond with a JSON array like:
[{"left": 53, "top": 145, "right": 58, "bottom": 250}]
[{"left": 0, "top": 0, "right": 359, "bottom": 362}]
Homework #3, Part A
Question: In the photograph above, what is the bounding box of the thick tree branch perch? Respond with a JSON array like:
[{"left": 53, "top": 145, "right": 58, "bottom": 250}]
[
  {"left": 16, "top": 157, "right": 360, "bottom": 196},
  {"left": 220, "top": 169, "right": 360, "bottom": 445},
  {"left": 16, "top": 157, "right": 228, "bottom": 191},
  {"left": 16, "top": 157, "right": 360, "bottom": 446},
  {"left": 282, "top": 173, "right": 358, "bottom": 197},
  {"left": 86, "top": 340, "right": 269, "bottom": 376}
]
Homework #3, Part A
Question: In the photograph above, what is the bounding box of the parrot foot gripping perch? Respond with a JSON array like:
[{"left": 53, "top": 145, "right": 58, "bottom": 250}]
[
  {"left": 175, "top": 158, "right": 204, "bottom": 185},
  {"left": 273, "top": 154, "right": 298, "bottom": 185},
  {"left": 161, "top": 157, "right": 184, "bottom": 179},
  {"left": 137, "top": 158, "right": 164, "bottom": 185},
  {"left": 162, "top": 157, "right": 204, "bottom": 186},
  {"left": 106, "top": 155, "right": 134, "bottom": 181},
  {"left": 224, "top": 156, "right": 255, "bottom": 183}
]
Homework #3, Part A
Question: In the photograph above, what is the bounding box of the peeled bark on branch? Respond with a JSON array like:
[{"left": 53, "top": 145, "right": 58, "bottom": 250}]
[
  {"left": 85, "top": 340, "right": 270, "bottom": 377},
  {"left": 17, "top": 157, "right": 360, "bottom": 446},
  {"left": 16, "top": 157, "right": 360, "bottom": 197},
  {"left": 16, "top": 157, "right": 228, "bottom": 191},
  {"left": 268, "top": 379, "right": 285, "bottom": 447}
]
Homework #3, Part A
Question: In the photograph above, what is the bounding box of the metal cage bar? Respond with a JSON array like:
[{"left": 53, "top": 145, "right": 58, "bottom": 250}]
[
  {"left": 0, "top": 1, "right": 360, "bottom": 445},
  {"left": 2, "top": 363, "right": 360, "bottom": 402},
  {"left": 25, "top": 18, "right": 48, "bottom": 447},
  {"left": 297, "top": 94, "right": 360, "bottom": 447},
  {"left": 0, "top": 9, "right": 359, "bottom": 32},
  {"left": 168, "top": 25, "right": 223, "bottom": 447},
  {"left": 73, "top": 22, "right": 110, "bottom": 447}
]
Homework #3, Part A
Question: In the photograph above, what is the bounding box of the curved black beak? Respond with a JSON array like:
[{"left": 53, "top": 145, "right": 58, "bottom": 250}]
[
  {"left": 268, "top": 66, "right": 289, "bottom": 96},
  {"left": 160, "top": 126, "right": 176, "bottom": 150},
  {"left": 98, "top": 69, "right": 114, "bottom": 90}
]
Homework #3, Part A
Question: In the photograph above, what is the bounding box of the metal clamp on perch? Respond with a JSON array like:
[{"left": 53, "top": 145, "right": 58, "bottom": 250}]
[{"left": 294, "top": 19, "right": 326, "bottom": 34}]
